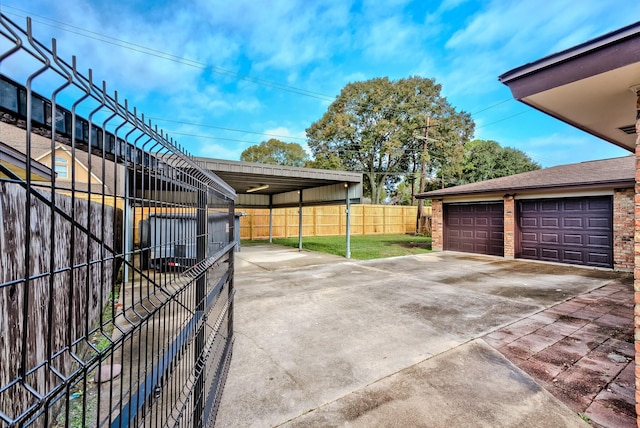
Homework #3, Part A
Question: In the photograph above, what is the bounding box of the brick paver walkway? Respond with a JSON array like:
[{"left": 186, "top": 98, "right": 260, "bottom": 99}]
[{"left": 484, "top": 278, "right": 635, "bottom": 428}]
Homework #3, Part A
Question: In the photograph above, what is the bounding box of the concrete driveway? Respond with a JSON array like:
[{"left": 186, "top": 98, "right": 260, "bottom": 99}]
[{"left": 216, "top": 245, "right": 623, "bottom": 427}]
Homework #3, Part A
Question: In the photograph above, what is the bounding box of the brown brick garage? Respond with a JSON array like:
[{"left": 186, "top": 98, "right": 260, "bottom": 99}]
[{"left": 419, "top": 157, "right": 635, "bottom": 271}]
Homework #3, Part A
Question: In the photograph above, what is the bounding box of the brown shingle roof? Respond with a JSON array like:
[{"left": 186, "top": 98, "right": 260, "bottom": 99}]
[{"left": 416, "top": 155, "right": 634, "bottom": 199}]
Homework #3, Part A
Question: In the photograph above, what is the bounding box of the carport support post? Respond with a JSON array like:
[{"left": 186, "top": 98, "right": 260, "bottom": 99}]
[
  {"left": 345, "top": 183, "right": 351, "bottom": 259},
  {"left": 634, "top": 87, "right": 640, "bottom": 425},
  {"left": 269, "top": 195, "right": 273, "bottom": 243},
  {"left": 298, "top": 190, "right": 303, "bottom": 251}
]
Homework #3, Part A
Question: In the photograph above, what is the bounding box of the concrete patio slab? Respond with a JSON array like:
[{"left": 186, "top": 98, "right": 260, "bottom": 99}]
[
  {"left": 285, "top": 340, "right": 588, "bottom": 428},
  {"left": 486, "top": 278, "right": 635, "bottom": 427},
  {"left": 216, "top": 246, "right": 624, "bottom": 427}
]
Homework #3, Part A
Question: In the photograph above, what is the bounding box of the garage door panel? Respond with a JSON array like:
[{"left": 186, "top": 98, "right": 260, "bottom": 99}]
[
  {"left": 541, "top": 218, "right": 559, "bottom": 228},
  {"left": 541, "top": 233, "right": 559, "bottom": 243},
  {"left": 562, "top": 250, "right": 583, "bottom": 262},
  {"left": 475, "top": 244, "right": 489, "bottom": 253},
  {"left": 461, "top": 217, "right": 474, "bottom": 226},
  {"left": 475, "top": 230, "right": 489, "bottom": 239},
  {"left": 587, "top": 199, "right": 610, "bottom": 210},
  {"left": 518, "top": 196, "right": 612, "bottom": 268},
  {"left": 563, "top": 234, "right": 583, "bottom": 245},
  {"left": 491, "top": 218, "right": 504, "bottom": 227},
  {"left": 461, "top": 242, "right": 475, "bottom": 252},
  {"left": 475, "top": 217, "right": 489, "bottom": 226},
  {"left": 541, "top": 248, "right": 560, "bottom": 259},
  {"left": 541, "top": 201, "right": 560, "bottom": 211},
  {"left": 588, "top": 217, "right": 610, "bottom": 229},
  {"left": 492, "top": 231, "right": 504, "bottom": 240},
  {"left": 588, "top": 235, "right": 610, "bottom": 247},
  {"left": 563, "top": 217, "right": 583, "bottom": 228},
  {"left": 589, "top": 252, "right": 611, "bottom": 266},
  {"left": 461, "top": 230, "right": 474, "bottom": 239},
  {"left": 444, "top": 202, "right": 504, "bottom": 256},
  {"left": 563, "top": 200, "right": 583, "bottom": 210}
]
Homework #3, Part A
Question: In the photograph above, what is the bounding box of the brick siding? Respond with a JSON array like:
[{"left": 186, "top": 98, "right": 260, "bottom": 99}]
[
  {"left": 431, "top": 200, "right": 443, "bottom": 251},
  {"left": 634, "top": 107, "right": 640, "bottom": 425},
  {"left": 503, "top": 196, "right": 515, "bottom": 259},
  {"left": 613, "top": 188, "right": 634, "bottom": 271}
]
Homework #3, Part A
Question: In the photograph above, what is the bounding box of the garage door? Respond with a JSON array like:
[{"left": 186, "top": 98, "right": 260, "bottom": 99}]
[
  {"left": 518, "top": 196, "right": 612, "bottom": 268},
  {"left": 444, "top": 203, "right": 504, "bottom": 256}
]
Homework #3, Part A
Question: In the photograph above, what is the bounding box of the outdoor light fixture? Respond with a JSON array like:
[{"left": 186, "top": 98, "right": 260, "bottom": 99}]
[{"left": 246, "top": 184, "right": 269, "bottom": 193}]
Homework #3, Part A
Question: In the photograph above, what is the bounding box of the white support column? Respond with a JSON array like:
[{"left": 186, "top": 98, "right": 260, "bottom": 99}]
[
  {"left": 345, "top": 183, "right": 351, "bottom": 259},
  {"left": 269, "top": 195, "right": 273, "bottom": 243},
  {"left": 298, "top": 190, "right": 303, "bottom": 251}
]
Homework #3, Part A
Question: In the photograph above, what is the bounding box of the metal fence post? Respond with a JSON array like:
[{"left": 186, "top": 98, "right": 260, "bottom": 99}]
[{"left": 194, "top": 186, "right": 207, "bottom": 428}]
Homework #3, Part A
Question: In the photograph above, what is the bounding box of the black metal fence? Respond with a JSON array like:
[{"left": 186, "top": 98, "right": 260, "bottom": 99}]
[{"left": 0, "top": 14, "right": 235, "bottom": 427}]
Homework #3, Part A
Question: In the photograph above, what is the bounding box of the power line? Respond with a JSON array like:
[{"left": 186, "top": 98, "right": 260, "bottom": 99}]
[
  {"left": 475, "top": 110, "right": 530, "bottom": 129},
  {"left": 2, "top": 6, "right": 526, "bottom": 121},
  {"left": 2, "top": 4, "right": 554, "bottom": 159},
  {"left": 470, "top": 98, "right": 512, "bottom": 115},
  {"left": 1, "top": 5, "right": 336, "bottom": 101},
  {"left": 146, "top": 117, "right": 308, "bottom": 141}
]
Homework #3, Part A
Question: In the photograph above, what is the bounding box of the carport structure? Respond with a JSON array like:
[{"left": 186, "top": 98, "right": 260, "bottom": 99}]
[
  {"left": 195, "top": 157, "right": 362, "bottom": 257},
  {"left": 420, "top": 21, "right": 640, "bottom": 424}
]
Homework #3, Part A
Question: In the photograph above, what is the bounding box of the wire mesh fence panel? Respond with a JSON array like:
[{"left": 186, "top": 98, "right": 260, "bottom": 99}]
[{"left": 0, "top": 14, "right": 235, "bottom": 428}]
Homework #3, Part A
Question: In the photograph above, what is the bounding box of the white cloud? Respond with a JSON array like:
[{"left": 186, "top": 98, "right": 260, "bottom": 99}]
[{"left": 198, "top": 142, "right": 246, "bottom": 160}]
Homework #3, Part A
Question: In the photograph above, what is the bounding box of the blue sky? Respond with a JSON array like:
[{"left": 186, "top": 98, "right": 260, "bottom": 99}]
[{"left": 1, "top": 0, "right": 638, "bottom": 167}]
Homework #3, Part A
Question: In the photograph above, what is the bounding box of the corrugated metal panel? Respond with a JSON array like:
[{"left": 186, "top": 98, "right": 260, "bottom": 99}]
[{"left": 236, "top": 193, "right": 270, "bottom": 207}]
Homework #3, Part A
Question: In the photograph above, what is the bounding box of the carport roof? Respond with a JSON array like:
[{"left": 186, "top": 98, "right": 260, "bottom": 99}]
[
  {"left": 195, "top": 157, "right": 362, "bottom": 195},
  {"left": 416, "top": 155, "right": 634, "bottom": 198}
]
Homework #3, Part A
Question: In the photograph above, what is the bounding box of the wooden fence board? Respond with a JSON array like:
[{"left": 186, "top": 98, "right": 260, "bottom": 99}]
[
  {"left": 239, "top": 205, "right": 431, "bottom": 240},
  {"left": 0, "top": 183, "right": 116, "bottom": 421}
]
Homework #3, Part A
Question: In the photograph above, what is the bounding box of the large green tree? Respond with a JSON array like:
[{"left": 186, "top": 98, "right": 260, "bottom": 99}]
[
  {"left": 306, "top": 76, "right": 474, "bottom": 204},
  {"left": 460, "top": 139, "right": 540, "bottom": 183},
  {"left": 240, "top": 138, "right": 309, "bottom": 167}
]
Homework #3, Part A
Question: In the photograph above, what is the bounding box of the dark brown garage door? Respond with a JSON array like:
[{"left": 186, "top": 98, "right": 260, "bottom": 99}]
[
  {"left": 518, "top": 196, "right": 612, "bottom": 268},
  {"left": 444, "top": 202, "right": 504, "bottom": 256}
]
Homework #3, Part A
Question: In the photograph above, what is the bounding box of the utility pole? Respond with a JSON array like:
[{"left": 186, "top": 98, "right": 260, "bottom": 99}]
[
  {"left": 415, "top": 115, "right": 429, "bottom": 233},
  {"left": 414, "top": 115, "right": 438, "bottom": 234}
]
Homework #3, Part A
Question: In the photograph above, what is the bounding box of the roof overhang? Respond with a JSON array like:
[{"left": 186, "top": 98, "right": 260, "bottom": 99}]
[
  {"left": 499, "top": 21, "right": 640, "bottom": 152},
  {"left": 418, "top": 180, "right": 633, "bottom": 199},
  {"left": 195, "top": 157, "right": 363, "bottom": 209},
  {"left": 0, "top": 141, "right": 53, "bottom": 181}
]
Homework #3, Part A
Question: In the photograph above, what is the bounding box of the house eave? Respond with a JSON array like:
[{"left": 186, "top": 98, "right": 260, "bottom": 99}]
[{"left": 416, "top": 180, "right": 634, "bottom": 200}]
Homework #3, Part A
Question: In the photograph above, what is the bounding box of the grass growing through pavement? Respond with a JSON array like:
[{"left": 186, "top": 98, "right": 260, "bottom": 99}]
[{"left": 243, "top": 234, "right": 432, "bottom": 260}]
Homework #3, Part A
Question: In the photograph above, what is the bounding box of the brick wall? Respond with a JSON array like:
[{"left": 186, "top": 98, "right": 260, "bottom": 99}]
[
  {"left": 613, "top": 188, "right": 634, "bottom": 271},
  {"left": 431, "top": 199, "right": 443, "bottom": 251},
  {"left": 503, "top": 196, "right": 515, "bottom": 259},
  {"left": 634, "top": 107, "right": 640, "bottom": 426}
]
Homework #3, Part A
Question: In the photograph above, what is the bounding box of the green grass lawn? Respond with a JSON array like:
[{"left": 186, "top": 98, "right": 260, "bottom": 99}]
[{"left": 242, "top": 234, "right": 432, "bottom": 260}]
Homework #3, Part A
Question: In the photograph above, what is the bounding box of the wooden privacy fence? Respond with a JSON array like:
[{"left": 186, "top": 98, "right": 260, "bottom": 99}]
[
  {"left": 0, "top": 183, "right": 117, "bottom": 424},
  {"left": 239, "top": 205, "right": 432, "bottom": 240}
]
